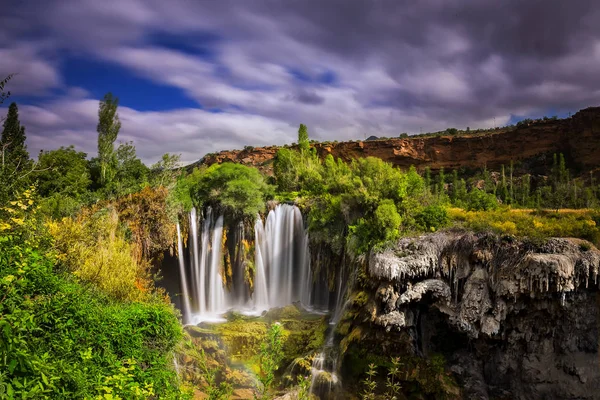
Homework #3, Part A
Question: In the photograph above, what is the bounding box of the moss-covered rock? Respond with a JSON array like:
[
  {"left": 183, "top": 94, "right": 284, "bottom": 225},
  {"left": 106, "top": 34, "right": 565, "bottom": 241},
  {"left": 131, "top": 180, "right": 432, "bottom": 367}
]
[{"left": 216, "top": 320, "right": 268, "bottom": 359}]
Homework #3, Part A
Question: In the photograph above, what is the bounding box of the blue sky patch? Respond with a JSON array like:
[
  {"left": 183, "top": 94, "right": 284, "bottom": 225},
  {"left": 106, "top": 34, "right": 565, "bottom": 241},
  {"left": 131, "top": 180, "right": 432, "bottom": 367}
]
[{"left": 62, "top": 56, "right": 200, "bottom": 111}]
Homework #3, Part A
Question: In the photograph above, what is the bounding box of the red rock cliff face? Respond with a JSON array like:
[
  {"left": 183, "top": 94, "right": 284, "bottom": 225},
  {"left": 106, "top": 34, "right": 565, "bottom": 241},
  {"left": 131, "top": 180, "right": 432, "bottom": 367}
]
[{"left": 192, "top": 107, "right": 600, "bottom": 175}]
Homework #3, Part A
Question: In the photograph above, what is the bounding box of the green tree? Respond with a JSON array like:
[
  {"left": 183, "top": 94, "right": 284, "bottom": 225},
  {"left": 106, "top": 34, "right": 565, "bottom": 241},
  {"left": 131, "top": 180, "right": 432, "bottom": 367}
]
[
  {"left": 273, "top": 148, "right": 301, "bottom": 192},
  {"left": 424, "top": 167, "right": 432, "bottom": 194},
  {"left": 466, "top": 188, "right": 498, "bottom": 211},
  {"left": 0, "top": 102, "right": 32, "bottom": 203},
  {"left": 150, "top": 153, "right": 181, "bottom": 189},
  {"left": 415, "top": 205, "right": 448, "bottom": 231},
  {"left": 35, "top": 146, "right": 91, "bottom": 198},
  {"left": 109, "top": 141, "right": 148, "bottom": 196},
  {"left": 1, "top": 102, "right": 30, "bottom": 172},
  {"left": 435, "top": 167, "right": 447, "bottom": 201},
  {"left": 373, "top": 200, "right": 402, "bottom": 242},
  {"left": 298, "top": 123, "right": 309, "bottom": 154},
  {"left": 545, "top": 153, "right": 570, "bottom": 211},
  {"left": 189, "top": 163, "right": 273, "bottom": 220},
  {"left": 97, "top": 93, "right": 121, "bottom": 187},
  {"left": 35, "top": 146, "right": 92, "bottom": 217},
  {"left": 349, "top": 199, "right": 402, "bottom": 253}
]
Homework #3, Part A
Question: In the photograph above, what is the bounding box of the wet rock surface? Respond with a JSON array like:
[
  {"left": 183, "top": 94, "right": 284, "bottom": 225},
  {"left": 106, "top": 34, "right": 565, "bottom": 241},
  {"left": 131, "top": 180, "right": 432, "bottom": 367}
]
[{"left": 365, "top": 232, "right": 600, "bottom": 399}]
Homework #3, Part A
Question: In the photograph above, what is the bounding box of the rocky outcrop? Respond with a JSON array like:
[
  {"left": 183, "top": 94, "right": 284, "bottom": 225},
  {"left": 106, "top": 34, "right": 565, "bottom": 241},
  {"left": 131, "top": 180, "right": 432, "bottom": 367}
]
[
  {"left": 193, "top": 107, "right": 600, "bottom": 176},
  {"left": 358, "top": 232, "right": 600, "bottom": 399}
]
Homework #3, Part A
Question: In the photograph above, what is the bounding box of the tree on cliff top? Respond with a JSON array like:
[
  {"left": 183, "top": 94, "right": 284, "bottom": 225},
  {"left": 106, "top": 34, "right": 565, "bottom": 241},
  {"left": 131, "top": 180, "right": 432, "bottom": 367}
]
[{"left": 298, "top": 123, "right": 309, "bottom": 153}]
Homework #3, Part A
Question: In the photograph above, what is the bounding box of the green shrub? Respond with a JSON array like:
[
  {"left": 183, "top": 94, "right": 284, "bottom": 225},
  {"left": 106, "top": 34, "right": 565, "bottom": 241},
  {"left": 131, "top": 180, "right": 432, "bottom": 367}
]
[
  {"left": 349, "top": 200, "right": 402, "bottom": 254},
  {"left": 466, "top": 188, "right": 498, "bottom": 211},
  {"left": 415, "top": 205, "right": 449, "bottom": 231}
]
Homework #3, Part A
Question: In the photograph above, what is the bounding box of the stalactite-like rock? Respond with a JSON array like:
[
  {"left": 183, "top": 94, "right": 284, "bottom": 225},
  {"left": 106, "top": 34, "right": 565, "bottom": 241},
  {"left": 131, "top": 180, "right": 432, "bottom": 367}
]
[{"left": 359, "top": 232, "right": 600, "bottom": 399}]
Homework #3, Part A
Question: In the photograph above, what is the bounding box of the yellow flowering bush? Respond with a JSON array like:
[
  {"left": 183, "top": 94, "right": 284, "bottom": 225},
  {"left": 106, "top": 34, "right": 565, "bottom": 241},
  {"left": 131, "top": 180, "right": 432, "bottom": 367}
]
[{"left": 47, "top": 207, "right": 151, "bottom": 301}]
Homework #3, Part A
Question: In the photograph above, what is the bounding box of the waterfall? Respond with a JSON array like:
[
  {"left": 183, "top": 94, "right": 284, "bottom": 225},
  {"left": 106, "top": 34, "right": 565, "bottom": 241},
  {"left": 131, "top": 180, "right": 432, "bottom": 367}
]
[
  {"left": 259, "top": 204, "right": 311, "bottom": 309},
  {"left": 198, "top": 207, "right": 212, "bottom": 313},
  {"left": 254, "top": 216, "right": 269, "bottom": 311},
  {"left": 175, "top": 204, "right": 316, "bottom": 322},
  {"left": 176, "top": 223, "right": 191, "bottom": 324},
  {"left": 309, "top": 260, "right": 354, "bottom": 399},
  {"left": 189, "top": 208, "right": 201, "bottom": 312},
  {"left": 207, "top": 215, "right": 226, "bottom": 314},
  {"left": 260, "top": 204, "right": 311, "bottom": 310}
]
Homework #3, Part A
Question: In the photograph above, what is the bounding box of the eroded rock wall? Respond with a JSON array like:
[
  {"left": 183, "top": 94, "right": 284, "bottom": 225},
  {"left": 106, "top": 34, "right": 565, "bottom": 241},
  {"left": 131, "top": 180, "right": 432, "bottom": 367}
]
[
  {"left": 354, "top": 233, "right": 600, "bottom": 399},
  {"left": 194, "top": 107, "right": 600, "bottom": 176}
]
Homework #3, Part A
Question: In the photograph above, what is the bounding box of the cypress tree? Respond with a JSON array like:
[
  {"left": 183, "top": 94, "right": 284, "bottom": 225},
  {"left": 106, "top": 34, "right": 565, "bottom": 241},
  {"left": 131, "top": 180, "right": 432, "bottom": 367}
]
[{"left": 1, "top": 102, "right": 29, "bottom": 171}]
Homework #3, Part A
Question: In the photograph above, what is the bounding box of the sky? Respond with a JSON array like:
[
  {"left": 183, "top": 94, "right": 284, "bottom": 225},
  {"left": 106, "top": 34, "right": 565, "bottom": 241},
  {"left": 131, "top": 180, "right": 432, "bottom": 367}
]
[{"left": 1, "top": 0, "right": 600, "bottom": 165}]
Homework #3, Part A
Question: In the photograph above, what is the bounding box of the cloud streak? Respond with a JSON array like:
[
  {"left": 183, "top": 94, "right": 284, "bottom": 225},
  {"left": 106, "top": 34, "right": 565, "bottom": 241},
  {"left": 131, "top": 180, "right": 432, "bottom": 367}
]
[{"left": 0, "top": 0, "right": 599, "bottom": 164}]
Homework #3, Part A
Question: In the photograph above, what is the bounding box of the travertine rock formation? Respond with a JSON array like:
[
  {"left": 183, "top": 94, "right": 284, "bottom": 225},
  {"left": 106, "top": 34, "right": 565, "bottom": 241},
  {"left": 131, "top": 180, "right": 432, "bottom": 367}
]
[{"left": 360, "top": 232, "right": 600, "bottom": 399}]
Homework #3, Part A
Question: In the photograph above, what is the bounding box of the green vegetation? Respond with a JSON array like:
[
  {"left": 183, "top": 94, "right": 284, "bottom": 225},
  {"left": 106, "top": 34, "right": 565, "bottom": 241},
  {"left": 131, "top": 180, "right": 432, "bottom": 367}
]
[
  {"left": 361, "top": 363, "right": 377, "bottom": 400},
  {"left": 255, "top": 323, "right": 284, "bottom": 399},
  {"left": 0, "top": 190, "right": 186, "bottom": 399},
  {"left": 1, "top": 102, "right": 32, "bottom": 205},
  {"left": 96, "top": 92, "right": 121, "bottom": 188},
  {"left": 2, "top": 74, "right": 600, "bottom": 399},
  {"left": 273, "top": 128, "right": 448, "bottom": 255},
  {"left": 178, "top": 162, "right": 273, "bottom": 221},
  {"left": 0, "top": 85, "right": 191, "bottom": 398}
]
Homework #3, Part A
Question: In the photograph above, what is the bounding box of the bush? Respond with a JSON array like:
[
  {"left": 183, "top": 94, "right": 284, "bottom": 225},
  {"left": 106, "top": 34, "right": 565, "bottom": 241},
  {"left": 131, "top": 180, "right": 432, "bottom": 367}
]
[
  {"left": 349, "top": 200, "right": 402, "bottom": 254},
  {"left": 47, "top": 207, "right": 151, "bottom": 301},
  {"left": 39, "top": 193, "right": 84, "bottom": 219},
  {"left": 374, "top": 200, "right": 402, "bottom": 242},
  {"left": 466, "top": 188, "right": 498, "bottom": 211},
  {"left": 415, "top": 205, "right": 449, "bottom": 231}
]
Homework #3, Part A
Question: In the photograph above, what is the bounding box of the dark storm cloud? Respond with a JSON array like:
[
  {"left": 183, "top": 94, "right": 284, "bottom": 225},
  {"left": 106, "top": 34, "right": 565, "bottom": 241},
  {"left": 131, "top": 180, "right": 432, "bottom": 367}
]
[
  {"left": 1, "top": 0, "right": 600, "bottom": 163},
  {"left": 289, "top": 90, "right": 325, "bottom": 105}
]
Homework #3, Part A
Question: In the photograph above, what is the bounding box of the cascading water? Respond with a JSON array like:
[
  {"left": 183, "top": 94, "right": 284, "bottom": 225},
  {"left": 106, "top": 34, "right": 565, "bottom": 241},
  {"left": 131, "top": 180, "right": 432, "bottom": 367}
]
[
  {"left": 208, "top": 215, "right": 226, "bottom": 314},
  {"left": 173, "top": 203, "right": 353, "bottom": 395},
  {"left": 309, "top": 259, "right": 353, "bottom": 399},
  {"left": 175, "top": 204, "right": 317, "bottom": 323},
  {"left": 260, "top": 204, "right": 311, "bottom": 309},
  {"left": 253, "top": 216, "right": 269, "bottom": 311},
  {"left": 176, "top": 223, "right": 191, "bottom": 324}
]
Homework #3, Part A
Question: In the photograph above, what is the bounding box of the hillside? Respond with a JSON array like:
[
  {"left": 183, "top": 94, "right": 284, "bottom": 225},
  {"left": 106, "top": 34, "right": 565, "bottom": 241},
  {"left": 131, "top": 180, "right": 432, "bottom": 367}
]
[{"left": 193, "top": 106, "right": 600, "bottom": 176}]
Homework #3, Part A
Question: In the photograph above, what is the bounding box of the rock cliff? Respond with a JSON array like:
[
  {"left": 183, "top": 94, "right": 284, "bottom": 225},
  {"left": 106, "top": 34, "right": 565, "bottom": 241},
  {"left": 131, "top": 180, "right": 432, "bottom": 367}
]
[
  {"left": 193, "top": 107, "right": 600, "bottom": 176},
  {"left": 342, "top": 232, "right": 600, "bottom": 399}
]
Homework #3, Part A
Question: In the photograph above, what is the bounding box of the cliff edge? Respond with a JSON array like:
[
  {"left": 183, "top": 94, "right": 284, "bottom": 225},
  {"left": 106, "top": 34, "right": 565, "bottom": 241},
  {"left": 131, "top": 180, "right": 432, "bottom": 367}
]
[{"left": 194, "top": 106, "right": 600, "bottom": 176}]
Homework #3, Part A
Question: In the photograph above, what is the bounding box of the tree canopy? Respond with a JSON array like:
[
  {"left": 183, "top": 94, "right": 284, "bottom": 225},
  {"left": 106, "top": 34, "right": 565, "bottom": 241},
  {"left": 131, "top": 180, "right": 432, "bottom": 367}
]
[{"left": 184, "top": 163, "right": 274, "bottom": 220}]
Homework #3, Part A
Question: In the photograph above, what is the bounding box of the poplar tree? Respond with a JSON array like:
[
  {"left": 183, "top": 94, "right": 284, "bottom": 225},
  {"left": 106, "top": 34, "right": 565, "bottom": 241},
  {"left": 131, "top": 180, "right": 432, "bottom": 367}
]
[
  {"left": 97, "top": 93, "right": 121, "bottom": 186},
  {"left": 298, "top": 123, "right": 309, "bottom": 154}
]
